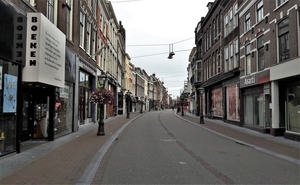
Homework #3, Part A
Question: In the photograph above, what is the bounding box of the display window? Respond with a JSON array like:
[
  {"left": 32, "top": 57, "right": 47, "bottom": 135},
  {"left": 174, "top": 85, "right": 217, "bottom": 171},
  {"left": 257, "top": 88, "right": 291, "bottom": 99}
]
[
  {"left": 54, "top": 82, "right": 74, "bottom": 138},
  {"left": 0, "top": 59, "right": 19, "bottom": 156},
  {"left": 287, "top": 80, "right": 300, "bottom": 133},
  {"left": 211, "top": 88, "right": 223, "bottom": 117},
  {"left": 244, "top": 93, "right": 264, "bottom": 127},
  {"left": 227, "top": 84, "right": 240, "bottom": 121}
]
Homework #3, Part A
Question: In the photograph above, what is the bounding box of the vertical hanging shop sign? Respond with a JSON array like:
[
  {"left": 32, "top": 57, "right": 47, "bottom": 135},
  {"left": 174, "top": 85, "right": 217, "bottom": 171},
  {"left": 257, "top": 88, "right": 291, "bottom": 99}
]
[
  {"left": 3, "top": 74, "right": 17, "bottom": 113},
  {"left": 13, "top": 13, "right": 27, "bottom": 65}
]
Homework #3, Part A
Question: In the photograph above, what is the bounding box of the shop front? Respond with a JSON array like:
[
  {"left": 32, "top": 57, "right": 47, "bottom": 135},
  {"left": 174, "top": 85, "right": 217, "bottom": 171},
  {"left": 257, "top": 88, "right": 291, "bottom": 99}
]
[
  {"left": 0, "top": 59, "right": 20, "bottom": 156},
  {"left": 0, "top": 0, "right": 25, "bottom": 156},
  {"left": 21, "top": 12, "right": 66, "bottom": 142},
  {"left": 78, "top": 62, "right": 96, "bottom": 125},
  {"left": 240, "top": 70, "right": 271, "bottom": 133}
]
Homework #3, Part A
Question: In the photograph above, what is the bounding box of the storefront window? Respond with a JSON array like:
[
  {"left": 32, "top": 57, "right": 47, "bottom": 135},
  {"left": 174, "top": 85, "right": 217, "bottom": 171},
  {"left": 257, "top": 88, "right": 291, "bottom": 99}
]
[
  {"left": 287, "top": 81, "right": 300, "bottom": 132},
  {"left": 244, "top": 93, "right": 264, "bottom": 127},
  {"left": 0, "top": 59, "right": 19, "bottom": 156},
  {"left": 211, "top": 88, "right": 223, "bottom": 117},
  {"left": 54, "top": 82, "right": 74, "bottom": 138},
  {"left": 79, "top": 71, "right": 92, "bottom": 124},
  {"left": 227, "top": 84, "right": 240, "bottom": 121}
]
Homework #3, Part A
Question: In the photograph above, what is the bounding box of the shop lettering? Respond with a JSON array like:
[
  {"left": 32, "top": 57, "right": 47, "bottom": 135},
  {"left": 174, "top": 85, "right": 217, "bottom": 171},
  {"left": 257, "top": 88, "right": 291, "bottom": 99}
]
[
  {"left": 14, "top": 15, "right": 25, "bottom": 65},
  {"left": 244, "top": 75, "right": 256, "bottom": 86},
  {"left": 29, "top": 16, "right": 38, "bottom": 66}
]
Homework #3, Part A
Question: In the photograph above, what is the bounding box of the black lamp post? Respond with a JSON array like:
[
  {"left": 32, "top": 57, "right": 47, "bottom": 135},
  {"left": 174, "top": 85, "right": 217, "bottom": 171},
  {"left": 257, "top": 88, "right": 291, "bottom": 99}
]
[
  {"left": 199, "top": 87, "right": 205, "bottom": 124},
  {"left": 125, "top": 90, "right": 131, "bottom": 119},
  {"left": 97, "top": 77, "right": 107, "bottom": 136},
  {"left": 181, "top": 96, "right": 184, "bottom": 116},
  {"left": 140, "top": 96, "right": 144, "bottom": 113}
]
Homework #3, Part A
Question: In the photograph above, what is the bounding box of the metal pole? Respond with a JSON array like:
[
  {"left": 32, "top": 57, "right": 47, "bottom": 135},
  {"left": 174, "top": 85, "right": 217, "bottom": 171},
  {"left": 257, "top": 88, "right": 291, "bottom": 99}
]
[
  {"left": 200, "top": 93, "right": 204, "bottom": 124},
  {"left": 97, "top": 103, "right": 105, "bottom": 135},
  {"left": 181, "top": 102, "right": 184, "bottom": 116}
]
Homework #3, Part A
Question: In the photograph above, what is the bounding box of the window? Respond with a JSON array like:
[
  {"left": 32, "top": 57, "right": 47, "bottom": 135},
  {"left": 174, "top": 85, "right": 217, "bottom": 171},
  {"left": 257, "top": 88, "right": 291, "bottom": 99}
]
[
  {"left": 278, "top": 18, "right": 290, "bottom": 62},
  {"left": 257, "top": 36, "right": 264, "bottom": 71},
  {"left": 197, "top": 62, "right": 201, "bottom": 82},
  {"left": 25, "top": 0, "right": 36, "bottom": 7},
  {"left": 229, "top": 43, "right": 234, "bottom": 70},
  {"left": 225, "top": 14, "right": 229, "bottom": 36},
  {"left": 278, "top": 0, "right": 287, "bottom": 6},
  {"left": 245, "top": 12, "right": 251, "bottom": 32},
  {"left": 234, "top": 39, "right": 239, "bottom": 68},
  {"left": 91, "top": 30, "right": 96, "bottom": 59},
  {"left": 79, "top": 11, "right": 85, "bottom": 48},
  {"left": 213, "top": 20, "right": 215, "bottom": 41},
  {"left": 217, "top": 51, "right": 221, "bottom": 73},
  {"left": 86, "top": 22, "right": 91, "bottom": 54},
  {"left": 216, "top": 15, "right": 219, "bottom": 35},
  {"left": 225, "top": 46, "right": 229, "bottom": 72},
  {"left": 234, "top": 3, "right": 238, "bottom": 29},
  {"left": 93, "top": 0, "right": 97, "bottom": 16},
  {"left": 212, "top": 53, "right": 216, "bottom": 76},
  {"left": 66, "top": 0, "right": 73, "bottom": 41},
  {"left": 47, "top": 0, "right": 54, "bottom": 23},
  {"left": 257, "top": 1, "right": 263, "bottom": 22},
  {"left": 245, "top": 44, "right": 251, "bottom": 74}
]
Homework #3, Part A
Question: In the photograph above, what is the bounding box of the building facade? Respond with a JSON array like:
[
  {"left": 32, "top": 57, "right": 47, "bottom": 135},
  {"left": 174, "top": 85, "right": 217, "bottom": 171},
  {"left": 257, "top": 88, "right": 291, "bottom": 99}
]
[{"left": 0, "top": 0, "right": 127, "bottom": 157}]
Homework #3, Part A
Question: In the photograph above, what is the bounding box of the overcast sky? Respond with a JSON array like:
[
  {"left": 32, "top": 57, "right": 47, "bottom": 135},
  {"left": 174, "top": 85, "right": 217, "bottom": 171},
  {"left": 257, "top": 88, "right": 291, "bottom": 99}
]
[{"left": 111, "top": 0, "right": 210, "bottom": 98}]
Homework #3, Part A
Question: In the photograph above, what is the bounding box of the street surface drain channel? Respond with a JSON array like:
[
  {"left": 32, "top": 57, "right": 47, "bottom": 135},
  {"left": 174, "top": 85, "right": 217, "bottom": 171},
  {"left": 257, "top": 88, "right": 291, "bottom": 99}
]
[{"left": 158, "top": 112, "right": 235, "bottom": 185}]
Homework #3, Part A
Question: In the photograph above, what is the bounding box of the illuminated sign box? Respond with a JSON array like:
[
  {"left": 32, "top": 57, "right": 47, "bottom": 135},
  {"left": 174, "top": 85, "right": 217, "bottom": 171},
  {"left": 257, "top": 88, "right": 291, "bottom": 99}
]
[{"left": 23, "top": 13, "right": 65, "bottom": 87}]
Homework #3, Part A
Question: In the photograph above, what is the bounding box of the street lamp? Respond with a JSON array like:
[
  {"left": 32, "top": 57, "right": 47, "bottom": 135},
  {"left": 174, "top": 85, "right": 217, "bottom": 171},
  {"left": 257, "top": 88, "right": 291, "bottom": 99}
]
[
  {"left": 140, "top": 96, "right": 144, "bottom": 113},
  {"left": 97, "top": 76, "right": 107, "bottom": 135},
  {"left": 181, "top": 96, "right": 184, "bottom": 116},
  {"left": 199, "top": 87, "right": 204, "bottom": 124},
  {"left": 125, "top": 90, "right": 131, "bottom": 119}
]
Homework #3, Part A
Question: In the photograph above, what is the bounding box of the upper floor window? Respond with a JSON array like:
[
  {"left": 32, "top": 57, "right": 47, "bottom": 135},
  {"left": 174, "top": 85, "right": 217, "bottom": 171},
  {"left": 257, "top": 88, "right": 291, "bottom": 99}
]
[
  {"left": 245, "top": 44, "right": 251, "bottom": 75},
  {"left": 47, "top": 0, "right": 54, "bottom": 23},
  {"left": 25, "top": 0, "right": 36, "bottom": 7},
  {"left": 278, "top": 18, "right": 290, "bottom": 62},
  {"left": 93, "top": 0, "right": 97, "bottom": 16},
  {"left": 216, "top": 15, "right": 219, "bottom": 35},
  {"left": 257, "top": 35, "right": 264, "bottom": 70},
  {"left": 233, "top": 4, "right": 238, "bottom": 29},
  {"left": 86, "top": 22, "right": 91, "bottom": 54},
  {"left": 257, "top": 1, "right": 264, "bottom": 22},
  {"left": 278, "top": 0, "right": 287, "bottom": 7},
  {"left": 79, "top": 11, "right": 85, "bottom": 48},
  {"left": 225, "top": 14, "right": 229, "bottom": 36},
  {"left": 66, "top": 0, "right": 73, "bottom": 41},
  {"left": 196, "top": 62, "right": 201, "bottom": 82},
  {"left": 245, "top": 12, "right": 251, "bottom": 32}
]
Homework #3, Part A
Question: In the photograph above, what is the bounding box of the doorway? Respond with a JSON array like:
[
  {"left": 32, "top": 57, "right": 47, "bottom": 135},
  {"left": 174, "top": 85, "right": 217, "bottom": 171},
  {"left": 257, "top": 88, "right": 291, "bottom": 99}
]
[{"left": 21, "top": 87, "right": 52, "bottom": 141}]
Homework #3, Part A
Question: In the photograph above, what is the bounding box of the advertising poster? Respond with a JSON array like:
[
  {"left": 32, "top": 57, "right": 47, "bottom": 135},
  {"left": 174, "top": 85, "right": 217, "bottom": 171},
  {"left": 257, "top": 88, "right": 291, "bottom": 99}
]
[{"left": 3, "top": 74, "right": 17, "bottom": 113}]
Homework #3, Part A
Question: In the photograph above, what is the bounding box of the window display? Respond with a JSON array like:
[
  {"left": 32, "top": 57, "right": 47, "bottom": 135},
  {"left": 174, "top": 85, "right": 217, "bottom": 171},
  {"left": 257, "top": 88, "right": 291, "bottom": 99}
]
[
  {"left": 211, "top": 88, "right": 223, "bottom": 117},
  {"left": 287, "top": 81, "right": 300, "bottom": 132},
  {"left": 227, "top": 84, "right": 240, "bottom": 121}
]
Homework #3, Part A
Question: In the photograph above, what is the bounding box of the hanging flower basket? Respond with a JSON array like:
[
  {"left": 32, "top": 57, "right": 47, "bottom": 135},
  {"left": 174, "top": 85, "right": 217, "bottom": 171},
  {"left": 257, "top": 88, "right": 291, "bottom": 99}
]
[{"left": 90, "top": 88, "right": 114, "bottom": 105}]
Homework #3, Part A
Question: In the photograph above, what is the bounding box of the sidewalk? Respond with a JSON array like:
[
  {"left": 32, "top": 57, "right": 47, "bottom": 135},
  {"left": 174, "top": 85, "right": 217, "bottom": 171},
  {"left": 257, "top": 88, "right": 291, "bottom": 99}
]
[
  {"left": 0, "top": 112, "right": 142, "bottom": 184},
  {"left": 178, "top": 111, "right": 300, "bottom": 164}
]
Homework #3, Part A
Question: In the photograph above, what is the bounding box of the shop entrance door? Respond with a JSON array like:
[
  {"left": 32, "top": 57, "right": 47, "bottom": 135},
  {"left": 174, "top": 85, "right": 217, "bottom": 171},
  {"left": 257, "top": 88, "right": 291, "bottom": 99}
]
[{"left": 21, "top": 90, "right": 50, "bottom": 141}]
